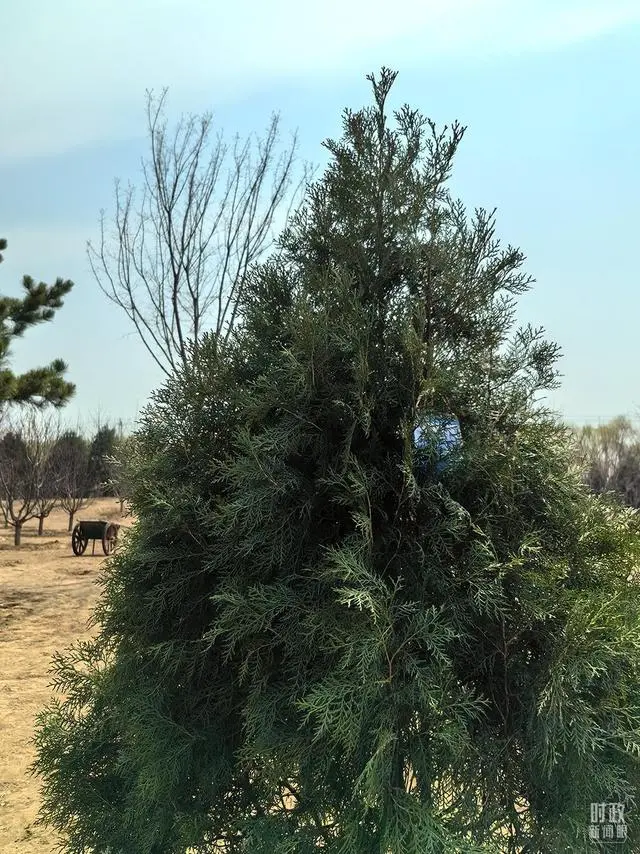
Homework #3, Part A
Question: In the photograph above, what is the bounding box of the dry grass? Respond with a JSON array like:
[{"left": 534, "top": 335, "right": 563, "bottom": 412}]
[{"left": 0, "top": 499, "right": 134, "bottom": 853}]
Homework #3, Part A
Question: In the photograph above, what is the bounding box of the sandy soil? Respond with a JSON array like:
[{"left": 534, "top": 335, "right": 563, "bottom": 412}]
[{"left": 0, "top": 499, "right": 133, "bottom": 853}]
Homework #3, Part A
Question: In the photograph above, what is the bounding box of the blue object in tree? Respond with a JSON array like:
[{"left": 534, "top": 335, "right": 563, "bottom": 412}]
[{"left": 413, "top": 414, "right": 462, "bottom": 476}]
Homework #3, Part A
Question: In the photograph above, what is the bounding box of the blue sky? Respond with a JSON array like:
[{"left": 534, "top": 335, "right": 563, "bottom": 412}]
[{"left": 2, "top": 0, "right": 639, "bottom": 431}]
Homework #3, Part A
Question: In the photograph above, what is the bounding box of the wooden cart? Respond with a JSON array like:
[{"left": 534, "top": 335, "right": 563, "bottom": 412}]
[{"left": 71, "top": 520, "right": 120, "bottom": 556}]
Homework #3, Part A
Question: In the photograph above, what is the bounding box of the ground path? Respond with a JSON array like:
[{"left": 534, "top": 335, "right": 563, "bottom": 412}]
[{"left": 0, "top": 500, "right": 132, "bottom": 853}]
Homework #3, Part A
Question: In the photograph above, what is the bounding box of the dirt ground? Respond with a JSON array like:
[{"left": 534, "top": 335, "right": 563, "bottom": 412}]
[{"left": 0, "top": 499, "right": 133, "bottom": 853}]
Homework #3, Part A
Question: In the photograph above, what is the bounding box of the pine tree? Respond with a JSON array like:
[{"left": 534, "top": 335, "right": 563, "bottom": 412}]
[
  {"left": 0, "top": 237, "right": 75, "bottom": 407},
  {"left": 33, "top": 70, "right": 640, "bottom": 853}
]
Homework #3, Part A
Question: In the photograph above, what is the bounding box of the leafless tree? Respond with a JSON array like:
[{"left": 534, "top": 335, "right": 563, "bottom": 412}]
[
  {"left": 574, "top": 416, "right": 640, "bottom": 508},
  {"left": 33, "top": 417, "right": 62, "bottom": 535},
  {"left": 0, "top": 411, "right": 57, "bottom": 545},
  {"left": 0, "top": 397, "right": 9, "bottom": 528},
  {"left": 53, "top": 430, "right": 92, "bottom": 531},
  {"left": 0, "top": 496, "right": 9, "bottom": 528},
  {"left": 88, "top": 90, "right": 309, "bottom": 377},
  {"left": 0, "top": 431, "right": 32, "bottom": 544},
  {"left": 105, "top": 435, "right": 136, "bottom": 516}
]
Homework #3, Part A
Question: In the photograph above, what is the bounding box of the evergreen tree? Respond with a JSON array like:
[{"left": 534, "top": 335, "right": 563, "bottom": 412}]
[
  {"left": 0, "top": 237, "right": 75, "bottom": 407},
  {"left": 33, "top": 70, "right": 640, "bottom": 853},
  {"left": 87, "top": 424, "right": 117, "bottom": 495}
]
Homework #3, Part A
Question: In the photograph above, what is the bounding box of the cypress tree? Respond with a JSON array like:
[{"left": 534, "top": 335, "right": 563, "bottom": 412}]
[{"left": 34, "top": 69, "right": 640, "bottom": 853}]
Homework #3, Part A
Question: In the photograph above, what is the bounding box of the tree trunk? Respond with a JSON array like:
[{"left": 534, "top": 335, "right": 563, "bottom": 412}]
[
  {"left": 14, "top": 522, "right": 22, "bottom": 547},
  {"left": 119, "top": 498, "right": 125, "bottom": 515},
  {"left": 68, "top": 511, "right": 74, "bottom": 532},
  {"left": 38, "top": 515, "right": 45, "bottom": 535}
]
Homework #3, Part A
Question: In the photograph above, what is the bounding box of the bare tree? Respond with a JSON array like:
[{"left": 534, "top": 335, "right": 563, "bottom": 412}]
[
  {"left": 0, "top": 412, "right": 56, "bottom": 545},
  {"left": 53, "top": 430, "right": 91, "bottom": 531},
  {"left": 88, "top": 90, "right": 309, "bottom": 377},
  {"left": 0, "top": 431, "right": 31, "bottom": 544},
  {"left": 574, "top": 416, "right": 640, "bottom": 508},
  {"left": 105, "top": 435, "right": 136, "bottom": 516},
  {"left": 34, "top": 417, "right": 61, "bottom": 535}
]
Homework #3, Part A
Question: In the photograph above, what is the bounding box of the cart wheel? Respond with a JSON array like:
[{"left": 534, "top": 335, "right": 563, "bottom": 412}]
[
  {"left": 102, "top": 523, "right": 119, "bottom": 556},
  {"left": 71, "top": 524, "right": 88, "bottom": 556}
]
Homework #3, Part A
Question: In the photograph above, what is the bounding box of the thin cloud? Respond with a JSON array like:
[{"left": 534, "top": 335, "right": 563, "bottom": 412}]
[{"left": 2, "top": 0, "right": 639, "bottom": 160}]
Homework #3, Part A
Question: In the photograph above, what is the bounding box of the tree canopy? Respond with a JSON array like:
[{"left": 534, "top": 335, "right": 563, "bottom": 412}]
[{"left": 0, "top": 237, "right": 75, "bottom": 408}]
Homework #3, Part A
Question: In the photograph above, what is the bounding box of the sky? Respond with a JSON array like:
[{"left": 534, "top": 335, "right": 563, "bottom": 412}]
[{"left": 2, "top": 0, "right": 640, "bottom": 431}]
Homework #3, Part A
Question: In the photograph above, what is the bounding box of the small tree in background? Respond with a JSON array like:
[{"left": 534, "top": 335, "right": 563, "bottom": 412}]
[
  {"left": 0, "top": 237, "right": 75, "bottom": 409},
  {"left": 575, "top": 416, "right": 640, "bottom": 508},
  {"left": 53, "top": 431, "right": 91, "bottom": 531},
  {"left": 34, "top": 71, "right": 640, "bottom": 853},
  {"left": 0, "top": 431, "right": 31, "bottom": 543},
  {"left": 87, "top": 425, "right": 117, "bottom": 496},
  {"left": 33, "top": 416, "right": 61, "bottom": 535},
  {"left": 0, "top": 413, "right": 55, "bottom": 545},
  {"left": 106, "top": 435, "right": 136, "bottom": 516}
]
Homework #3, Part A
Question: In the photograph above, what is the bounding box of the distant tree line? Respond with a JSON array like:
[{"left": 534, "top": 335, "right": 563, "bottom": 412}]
[
  {"left": 574, "top": 415, "right": 640, "bottom": 508},
  {"left": 0, "top": 413, "right": 133, "bottom": 545}
]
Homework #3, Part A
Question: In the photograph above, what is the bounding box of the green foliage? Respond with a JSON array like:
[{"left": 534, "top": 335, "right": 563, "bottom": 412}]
[
  {"left": 0, "top": 431, "right": 32, "bottom": 523},
  {"left": 52, "top": 430, "right": 89, "bottom": 464},
  {"left": 0, "top": 237, "right": 75, "bottom": 407},
  {"left": 87, "top": 425, "right": 117, "bottom": 495},
  {"left": 51, "top": 430, "right": 90, "bottom": 493},
  {"left": 33, "top": 70, "right": 640, "bottom": 853}
]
